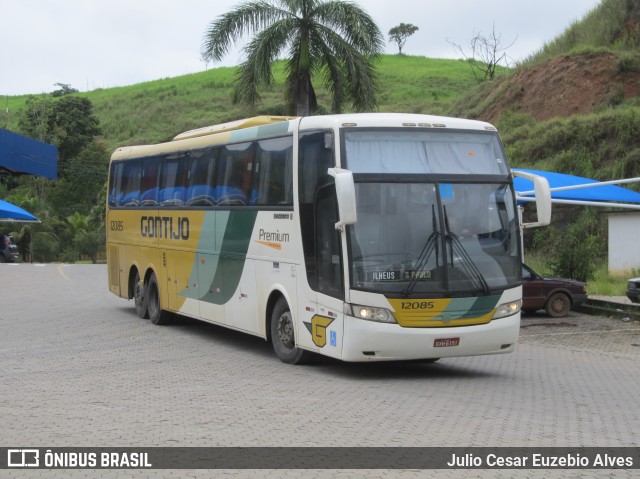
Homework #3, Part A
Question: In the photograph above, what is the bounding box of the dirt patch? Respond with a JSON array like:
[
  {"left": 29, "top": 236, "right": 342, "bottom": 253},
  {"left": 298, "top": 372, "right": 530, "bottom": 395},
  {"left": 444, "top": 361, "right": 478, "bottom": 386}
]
[
  {"left": 477, "top": 52, "right": 640, "bottom": 123},
  {"left": 520, "top": 321, "right": 577, "bottom": 328}
]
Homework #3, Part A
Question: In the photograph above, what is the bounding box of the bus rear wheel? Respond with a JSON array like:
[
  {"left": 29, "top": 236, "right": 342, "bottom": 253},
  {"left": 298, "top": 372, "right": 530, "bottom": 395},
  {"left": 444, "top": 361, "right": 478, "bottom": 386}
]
[
  {"left": 147, "top": 272, "right": 172, "bottom": 325},
  {"left": 270, "top": 297, "right": 308, "bottom": 365},
  {"left": 133, "top": 271, "right": 149, "bottom": 319}
]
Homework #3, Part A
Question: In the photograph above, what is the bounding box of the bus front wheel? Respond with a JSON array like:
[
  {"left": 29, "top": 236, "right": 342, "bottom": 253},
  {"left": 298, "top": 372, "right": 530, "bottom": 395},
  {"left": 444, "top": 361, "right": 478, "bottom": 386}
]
[
  {"left": 147, "top": 272, "right": 172, "bottom": 325},
  {"left": 270, "top": 297, "right": 308, "bottom": 365}
]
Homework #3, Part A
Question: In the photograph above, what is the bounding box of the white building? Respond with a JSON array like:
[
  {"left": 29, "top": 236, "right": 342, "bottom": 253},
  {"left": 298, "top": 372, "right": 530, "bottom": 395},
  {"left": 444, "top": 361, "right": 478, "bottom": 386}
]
[{"left": 608, "top": 211, "right": 640, "bottom": 273}]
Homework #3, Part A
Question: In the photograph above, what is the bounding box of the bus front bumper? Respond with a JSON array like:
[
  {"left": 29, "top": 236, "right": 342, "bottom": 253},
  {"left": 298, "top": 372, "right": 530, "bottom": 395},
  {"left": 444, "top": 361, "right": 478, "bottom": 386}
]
[{"left": 341, "top": 313, "right": 520, "bottom": 362}]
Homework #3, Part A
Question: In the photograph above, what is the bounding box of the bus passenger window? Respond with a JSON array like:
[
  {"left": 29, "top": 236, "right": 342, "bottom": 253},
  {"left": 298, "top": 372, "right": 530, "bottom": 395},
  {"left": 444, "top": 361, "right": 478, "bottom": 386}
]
[
  {"left": 140, "top": 159, "right": 160, "bottom": 207},
  {"left": 119, "top": 161, "right": 141, "bottom": 207},
  {"left": 108, "top": 162, "right": 122, "bottom": 207},
  {"left": 217, "top": 143, "right": 253, "bottom": 206},
  {"left": 186, "top": 149, "right": 217, "bottom": 207},
  {"left": 253, "top": 137, "right": 293, "bottom": 206},
  {"left": 160, "top": 155, "right": 189, "bottom": 206}
]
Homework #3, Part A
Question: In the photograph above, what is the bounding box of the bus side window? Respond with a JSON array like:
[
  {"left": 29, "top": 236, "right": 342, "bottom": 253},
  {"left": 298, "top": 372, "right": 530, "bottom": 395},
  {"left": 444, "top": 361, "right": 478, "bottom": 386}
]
[
  {"left": 119, "top": 160, "right": 142, "bottom": 207},
  {"left": 108, "top": 162, "right": 122, "bottom": 207},
  {"left": 298, "top": 130, "right": 343, "bottom": 298},
  {"left": 160, "top": 155, "right": 190, "bottom": 207},
  {"left": 140, "top": 158, "right": 160, "bottom": 207},
  {"left": 217, "top": 142, "right": 253, "bottom": 206},
  {"left": 186, "top": 148, "right": 217, "bottom": 207},
  {"left": 315, "top": 185, "right": 344, "bottom": 297},
  {"left": 254, "top": 136, "right": 293, "bottom": 206}
]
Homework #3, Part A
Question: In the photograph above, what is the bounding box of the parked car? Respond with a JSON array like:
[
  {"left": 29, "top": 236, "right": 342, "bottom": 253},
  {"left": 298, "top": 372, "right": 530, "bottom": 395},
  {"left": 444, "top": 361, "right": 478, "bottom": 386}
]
[
  {"left": 0, "top": 233, "right": 19, "bottom": 263},
  {"left": 627, "top": 278, "right": 640, "bottom": 304},
  {"left": 521, "top": 264, "right": 588, "bottom": 317}
]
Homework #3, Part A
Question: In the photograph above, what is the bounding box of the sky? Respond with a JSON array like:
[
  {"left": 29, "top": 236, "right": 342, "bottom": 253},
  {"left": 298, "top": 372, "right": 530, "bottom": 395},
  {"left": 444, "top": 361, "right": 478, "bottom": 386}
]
[{"left": 2, "top": 0, "right": 603, "bottom": 96}]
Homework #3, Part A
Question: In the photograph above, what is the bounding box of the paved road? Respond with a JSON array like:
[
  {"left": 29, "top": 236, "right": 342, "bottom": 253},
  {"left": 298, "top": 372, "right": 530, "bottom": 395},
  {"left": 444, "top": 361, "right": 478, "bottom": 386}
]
[{"left": 1, "top": 263, "right": 639, "bottom": 479}]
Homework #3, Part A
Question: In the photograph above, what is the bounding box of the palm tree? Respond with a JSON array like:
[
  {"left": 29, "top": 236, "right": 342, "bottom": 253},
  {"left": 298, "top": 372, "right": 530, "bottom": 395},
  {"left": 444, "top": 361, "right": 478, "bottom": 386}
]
[{"left": 202, "top": 0, "right": 383, "bottom": 116}]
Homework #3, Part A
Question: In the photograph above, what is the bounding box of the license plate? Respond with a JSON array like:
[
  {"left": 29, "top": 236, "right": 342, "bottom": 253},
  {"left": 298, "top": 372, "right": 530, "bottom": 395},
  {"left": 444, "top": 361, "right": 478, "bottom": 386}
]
[{"left": 434, "top": 337, "right": 460, "bottom": 348}]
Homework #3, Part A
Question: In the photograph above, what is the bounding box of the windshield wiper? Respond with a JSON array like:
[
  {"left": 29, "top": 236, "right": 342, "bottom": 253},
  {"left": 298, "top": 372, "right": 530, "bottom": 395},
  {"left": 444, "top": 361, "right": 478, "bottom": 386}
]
[
  {"left": 444, "top": 208, "right": 490, "bottom": 294},
  {"left": 403, "top": 205, "right": 439, "bottom": 296}
]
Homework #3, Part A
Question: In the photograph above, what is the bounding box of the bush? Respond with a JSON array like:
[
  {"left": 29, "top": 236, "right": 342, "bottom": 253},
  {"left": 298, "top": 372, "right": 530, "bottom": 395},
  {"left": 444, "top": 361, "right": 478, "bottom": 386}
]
[
  {"left": 60, "top": 247, "right": 80, "bottom": 264},
  {"left": 73, "top": 229, "right": 103, "bottom": 264},
  {"left": 548, "top": 209, "right": 606, "bottom": 282},
  {"left": 32, "top": 232, "right": 60, "bottom": 263}
]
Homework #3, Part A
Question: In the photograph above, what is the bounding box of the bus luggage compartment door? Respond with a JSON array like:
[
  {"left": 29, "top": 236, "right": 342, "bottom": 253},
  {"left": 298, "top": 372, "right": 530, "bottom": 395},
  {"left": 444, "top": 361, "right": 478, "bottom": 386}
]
[{"left": 165, "top": 250, "right": 199, "bottom": 315}]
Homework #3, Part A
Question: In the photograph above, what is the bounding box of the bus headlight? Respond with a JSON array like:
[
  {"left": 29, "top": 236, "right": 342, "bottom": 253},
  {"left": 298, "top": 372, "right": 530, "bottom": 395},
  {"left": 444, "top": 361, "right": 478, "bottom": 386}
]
[
  {"left": 492, "top": 300, "right": 522, "bottom": 319},
  {"left": 348, "top": 304, "right": 397, "bottom": 324}
]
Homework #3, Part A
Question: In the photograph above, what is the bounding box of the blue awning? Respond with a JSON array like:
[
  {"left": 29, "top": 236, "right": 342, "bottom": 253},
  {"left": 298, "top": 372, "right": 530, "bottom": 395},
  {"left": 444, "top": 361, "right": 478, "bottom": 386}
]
[
  {"left": 513, "top": 168, "right": 640, "bottom": 204},
  {"left": 0, "top": 199, "right": 39, "bottom": 222},
  {"left": 0, "top": 128, "right": 58, "bottom": 179}
]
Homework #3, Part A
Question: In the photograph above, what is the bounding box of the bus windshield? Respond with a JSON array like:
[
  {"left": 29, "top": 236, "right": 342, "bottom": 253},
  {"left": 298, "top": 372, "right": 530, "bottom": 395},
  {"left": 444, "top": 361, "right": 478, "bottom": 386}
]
[
  {"left": 344, "top": 129, "right": 509, "bottom": 175},
  {"left": 344, "top": 129, "right": 519, "bottom": 295}
]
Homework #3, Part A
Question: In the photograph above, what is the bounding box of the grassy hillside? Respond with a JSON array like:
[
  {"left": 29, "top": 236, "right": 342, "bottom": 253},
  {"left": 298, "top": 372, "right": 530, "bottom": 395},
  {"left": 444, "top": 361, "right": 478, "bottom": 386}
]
[
  {"left": 4, "top": 55, "right": 480, "bottom": 153},
  {"left": 445, "top": 0, "right": 640, "bottom": 282},
  {"left": 3, "top": 1, "right": 639, "bottom": 278},
  {"left": 525, "top": 0, "right": 640, "bottom": 64},
  {"left": 448, "top": 0, "right": 640, "bottom": 188}
]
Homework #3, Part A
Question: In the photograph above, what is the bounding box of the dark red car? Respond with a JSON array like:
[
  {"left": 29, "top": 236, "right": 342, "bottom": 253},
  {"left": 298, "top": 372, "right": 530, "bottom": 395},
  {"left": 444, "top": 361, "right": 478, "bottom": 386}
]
[{"left": 521, "top": 264, "right": 588, "bottom": 317}]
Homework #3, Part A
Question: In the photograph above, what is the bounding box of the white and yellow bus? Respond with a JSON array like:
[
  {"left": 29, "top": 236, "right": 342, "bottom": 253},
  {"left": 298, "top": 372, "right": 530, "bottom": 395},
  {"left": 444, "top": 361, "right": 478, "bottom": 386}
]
[{"left": 107, "top": 113, "right": 550, "bottom": 364}]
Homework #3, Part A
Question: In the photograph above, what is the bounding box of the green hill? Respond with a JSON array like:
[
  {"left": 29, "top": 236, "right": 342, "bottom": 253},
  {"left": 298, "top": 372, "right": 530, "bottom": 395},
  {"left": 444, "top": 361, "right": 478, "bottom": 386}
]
[
  {"left": 3, "top": 0, "right": 640, "bottom": 279},
  {"left": 446, "top": 0, "right": 640, "bottom": 282},
  {"left": 448, "top": 0, "right": 640, "bottom": 185},
  {"left": 4, "top": 55, "right": 481, "bottom": 153},
  {"left": 526, "top": 0, "right": 640, "bottom": 64}
]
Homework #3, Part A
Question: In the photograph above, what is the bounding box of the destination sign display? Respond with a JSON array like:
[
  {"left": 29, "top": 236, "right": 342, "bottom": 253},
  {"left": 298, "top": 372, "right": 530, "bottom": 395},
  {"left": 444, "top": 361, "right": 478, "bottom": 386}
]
[{"left": 365, "top": 270, "right": 432, "bottom": 282}]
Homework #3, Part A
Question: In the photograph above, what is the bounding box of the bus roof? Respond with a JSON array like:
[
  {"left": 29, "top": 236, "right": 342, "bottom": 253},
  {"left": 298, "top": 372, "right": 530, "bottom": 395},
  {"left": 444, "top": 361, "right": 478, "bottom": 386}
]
[
  {"left": 173, "top": 116, "right": 296, "bottom": 141},
  {"left": 110, "top": 113, "right": 498, "bottom": 162},
  {"left": 297, "top": 113, "right": 497, "bottom": 132},
  {"left": 111, "top": 116, "right": 297, "bottom": 161}
]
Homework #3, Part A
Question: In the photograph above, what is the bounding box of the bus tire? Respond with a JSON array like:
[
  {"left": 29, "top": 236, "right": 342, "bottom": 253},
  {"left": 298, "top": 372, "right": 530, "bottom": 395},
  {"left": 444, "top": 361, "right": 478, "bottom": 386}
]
[
  {"left": 270, "top": 297, "right": 308, "bottom": 365},
  {"left": 133, "top": 270, "right": 149, "bottom": 319},
  {"left": 147, "top": 272, "right": 172, "bottom": 325},
  {"left": 422, "top": 358, "right": 440, "bottom": 363}
]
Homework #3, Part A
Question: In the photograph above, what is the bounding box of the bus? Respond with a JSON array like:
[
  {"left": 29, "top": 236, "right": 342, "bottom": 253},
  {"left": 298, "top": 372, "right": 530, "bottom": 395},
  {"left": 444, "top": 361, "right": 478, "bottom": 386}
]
[{"left": 106, "top": 113, "right": 551, "bottom": 364}]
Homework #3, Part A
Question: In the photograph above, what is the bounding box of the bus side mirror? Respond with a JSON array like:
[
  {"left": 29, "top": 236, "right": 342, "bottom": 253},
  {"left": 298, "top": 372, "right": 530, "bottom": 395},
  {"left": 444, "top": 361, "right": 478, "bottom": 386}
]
[
  {"left": 514, "top": 170, "right": 552, "bottom": 228},
  {"left": 328, "top": 167, "right": 357, "bottom": 230}
]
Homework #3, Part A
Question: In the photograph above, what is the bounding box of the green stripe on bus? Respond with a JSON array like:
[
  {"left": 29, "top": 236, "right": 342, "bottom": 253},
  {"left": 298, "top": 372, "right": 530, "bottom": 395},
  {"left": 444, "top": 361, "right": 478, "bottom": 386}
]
[
  {"left": 462, "top": 294, "right": 501, "bottom": 318},
  {"left": 193, "top": 210, "right": 259, "bottom": 305},
  {"left": 441, "top": 294, "right": 500, "bottom": 320}
]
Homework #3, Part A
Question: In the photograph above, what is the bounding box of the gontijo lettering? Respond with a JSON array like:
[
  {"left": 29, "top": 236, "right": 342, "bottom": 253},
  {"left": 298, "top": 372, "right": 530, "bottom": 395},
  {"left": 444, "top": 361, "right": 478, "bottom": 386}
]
[{"left": 140, "top": 216, "right": 189, "bottom": 240}]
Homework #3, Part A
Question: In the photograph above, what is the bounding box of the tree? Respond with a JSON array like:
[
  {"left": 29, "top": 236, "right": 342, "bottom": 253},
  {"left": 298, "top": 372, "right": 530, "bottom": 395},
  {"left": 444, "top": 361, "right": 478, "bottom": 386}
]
[
  {"left": 14, "top": 225, "right": 32, "bottom": 263},
  {"left": 448, "top": 23, "right": 516, "bottom": 83},
  {"left": 18, "top": 96, "right": 55, "bottom": 143},
  {"left": 14, "top": 92, "right": 104, "bottom": 263},
  {"left": 18, "top": 94, "right": 101, "bottom": 165},
  {"left": 50, "top": 96, "right": 101, "bottom": 161},
  {"left": 388, "top": 23, "right": 418, "bottom": 54},
  {"left": 49, "top": 141, "right": 109, "bottom": 217},
  {"left": 201, "top": 0, "right": 384, "bottom": 116},
  {"left": 51, "top": 83, "right": 79, "bottom": 97}
]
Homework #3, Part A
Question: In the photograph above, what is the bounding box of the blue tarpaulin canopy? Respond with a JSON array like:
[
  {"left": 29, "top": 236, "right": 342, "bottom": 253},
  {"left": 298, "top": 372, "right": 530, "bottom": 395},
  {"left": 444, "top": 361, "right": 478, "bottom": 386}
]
[
  {"left": 0, "top": 199, "right": 39, "bottom": 222},
  {"left": 513, "top": 168, "right": 640, "bottom": 206},
  {"left": 0, "top": 128, "right": 58, "bottom": 179}
]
